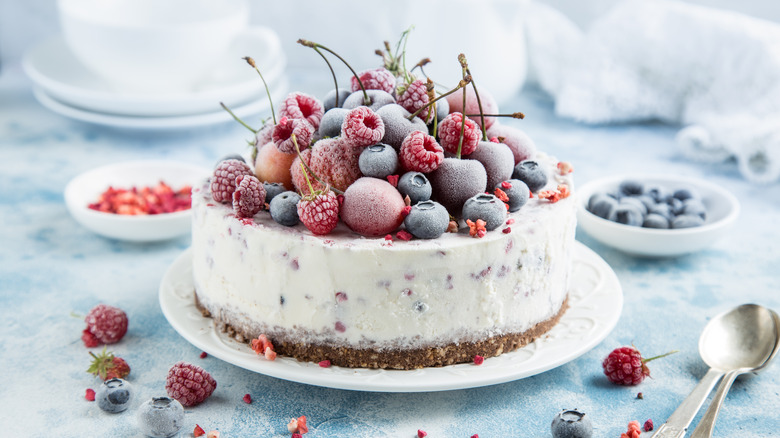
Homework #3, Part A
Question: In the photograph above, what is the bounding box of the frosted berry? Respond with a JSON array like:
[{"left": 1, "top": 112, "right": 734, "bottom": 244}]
[
  {"left": 403, "top": 200, "right": 450, "bottom": 239},
  {"left": 429, "top": 158, "right": 487, "bottom": 214},
  {"left": 643, "top": 213, "right": 670, "bottom": 229},
  {"left": 272, "top": 117, "right": 315, "bottom": 154},
  {"left": 399, "top": 131, "right": 444, "bottom": 173},
  {"left": 232, "top": 175, "right": 265, "bottom": 218},
  {"left": 438, "top": 112, "right": 480, "bottom": 156},
  {"left": 486, "top": 123, "right": 537, "bottom": 164},
  {"left": 137, "top": 397, "right": 184, "bottom": 438},
  {"left": 462, "top": 194, "right": 507, "bottom": 231},
  {"left": 88, "top": 348, "right": 131, "bottom": 380},
  {"left": 211, "top": 159, "right": 253, "bottom": 203},
  {"left": 648, "top": 202, "right": 673, "bottom": 221},
  {"left": 290, "top": 148, "right": 323, "bottom": 196},
  {"left": 269, "top": 191, "right": 301, "bottom": 227},
  {"left": 278, "top": 91, "right": 324, "bottom": 129},
  {"left": 263, "top": 182, "right": 286, "bottom": 203},
  {"left": 619, "top": 180, "right": 644, "bottom": 196},
  {"left": 646, "top": 185, "right": 669, "bottom": 203},
  {"left": 620, "top": 197, "right": 648, "bottom": 215},
  {"left": 342, "top": 89, "right": 395, "bottom": 112},
  {"left": 587, "top": 194, "right": 618, "bottom": 219},
  {"left": 667, "top": 197, "right": 685, "bottom": 215},
  {"left": 359, "top": 143, "right": 398, "bottom": 178},
  {"left": 350, "top": 68, "right": 395, "bottom": 95},
  {"left": 318, "top": 108, "right": 349, "bottom": 138},
  {"left": 672, "top": 214, "right": 705, "bottom": 229},
  {"left": 673, "top": 187, "right": 698, "bottom": 202},
  {"left": 551, "top": 410, "right": 593, "bottom": 438},
  {"left": 397, "top": 171, "right": 432, "bottom": 205},
  {"left": 466, "top": 141, "right": 514, "bottom": 190},
  {"left": 499, "top": 179, "right": 530, "bottom": 212},
  {"left": 308, "top": 137, "right": 363, "bottom": 192},
  {"left": 297, "top": 190, "right": 340, "bottom": 235},
  {"left": 512, "top": 160, "right": 548, "bottom": 192},
  {"left": 165, "top": 362, "right": 217, "bottom": 407},
  {"left": 682, "top": 198, "right": 707, "bottom": 220},
  {"left": 96, "top": 378, "right": 132, "bottom": 413},
  {"left": 342, "top": 106, "right": 385, "bottom": 148},
  {"left": 612, "top": 204, "right": 644, "bottom": 226},
  {"left": 323, "top": 88, "right": 352, "bottom": 112},
  {"left": 602, "top": 346, "right": 677, "bottom": 385},
  {"left": 445, "top": 84, "right": 498, "bottom": 129},
  {"left": 340, "top": 177, "right": 406, "bottom": 237},
  {"left": 398, "top": 79, "right": 430, "bottom": 121},
  {"left": 377, "top": 104, "right": 427, "bottom": 149},
  {"left": 84, "top": 304, "right": 128, "bottom": 345}
]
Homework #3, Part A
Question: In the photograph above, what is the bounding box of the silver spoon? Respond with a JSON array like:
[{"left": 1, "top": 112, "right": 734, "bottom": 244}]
[
  {"left": 689, "top": 306, "right": 779, "bottom": 438},
  {"left": 651, "top": 304, "right": 779, "bottom": 438}
]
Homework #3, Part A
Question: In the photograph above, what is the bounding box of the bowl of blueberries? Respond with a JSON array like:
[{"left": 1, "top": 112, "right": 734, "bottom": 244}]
[{"left": 577, "top": 174, "right": 740, "bottom": 257}]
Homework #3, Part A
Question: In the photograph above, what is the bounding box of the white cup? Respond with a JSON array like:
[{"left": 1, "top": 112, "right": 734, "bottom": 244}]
[{"left": 57, "top": 0, "right": 249, "bottom": 93}]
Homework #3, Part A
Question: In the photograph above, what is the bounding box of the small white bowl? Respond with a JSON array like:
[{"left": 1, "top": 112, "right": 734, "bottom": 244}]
[
  {"left": 577, "top": 174, "right": 740, "bottom": 257},
  {"left": 65, "top": 160, "right": 210, "bottom": 242}
]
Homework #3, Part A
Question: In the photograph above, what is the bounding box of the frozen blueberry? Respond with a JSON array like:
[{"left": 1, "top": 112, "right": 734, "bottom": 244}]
[
  {"left": 643, "top": 213, "right": 670, "bottom": 229},
  {"left": 512, "top": 160, "right": 548, "bottom": 192},
  {"left": 611, "top": 204, "right": 644, "bottom": 226},
  {"left": 645, "top": 185, "right": 669, "bottom": 203},
  {"left": 269, "top": 191, "right": 301, "bottom": 226},
  {"left": 319, "top": 108, "right": 349, "bottom": 138},
  {"left": 263, "top": 182, "right": 286, "bottom": 203},
  {"left": 462, "top": 194, "right": 507, "bottom": 231},
  {"left": 667, "top": 197, "right": 685, "bottom": 215},
  {"left": 619, "top": 197, "right": 648, "bottom": 215},
  {"left": 498, "top": 179, "right": 530, "bottom": 212},
  {"left": 673, "top": 187, "right": 698, "bottom": 202},
  {"left": 618, "top": 180, "right": 644, "bottom": 196},
  {"left": 588, "top": 195, "right": 619, "bottom": 220},
  {"left": 648, "top": 202, "right": 673, "bottom": 221},
  {"left": 137, "top": 397, "right": 184, "bottom": 438},
  {"left": 359, "top": 143, "right": 398, "bottom": 178},
  {"left": 672, "top": 214, "right": 705, "bottom": 229},
  {"left": 551, "top": 410, "right": 593, "bottom": 438},
  {"left": 682, "top": 198, "right": 707, "bottom": 220},
  {"left": 323, "top": 87, "right": 352, "bottom": 112},
  {"left": 397, "top": 171, "right": 432, "bottom": 205},
  {"left": 214, "top": 154, "right": 246, "bottom": 168},
  {"left": 403, "top": 200, "right": 449, "bottom": 239},
  {"left": 636, "top": 195, "right": 657, "bottom": 212},
  {"left": 96, "top": 378, "right": 132, "bottom": 413},
  {"left": 342, "top": 89, "right": 395, "bottom": 112},
  {"left": 377, "top": 104, "right": 428, "bottom": 149}
]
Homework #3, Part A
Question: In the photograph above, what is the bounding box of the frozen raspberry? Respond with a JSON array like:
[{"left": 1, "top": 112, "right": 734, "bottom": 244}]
[
  {"left": 438, "top": 112, "right": 481, "bottom": 156},
  {"left": 445, "top": 85, "right": 498, "bottom": 129},
  {"left": 399, "top": 131, "right": 444, "bottom": 173},
  {"left": 487, "top": 123, "right": 537, "bottom": 165},
  {"left": 351, "top": 68, "right": 395, "bottom": 95},
  {"left": 165, "top": 362, "right": 217, "bottom": 407},
  {"left": 278, "top": 92, "right": 324, "bottom": 129},
  {"left": 308, "top": 137, "right": 363, "bottom": 192},
  {"left": 297, "top": 190, "right": 340, "bottom": 235},
  {"left": 84, "top": 304, "right": 128, "bottom": 345},
  {"left": 340, "top": 177, "right": 406, "bottom": 237},
  {"left": 602, "top": 346, "right": 677, "bottom": 385},
  {"left": 465, "top": 141, "right": 515, "bottom": 190},
  {"left": 211, "top": 159, "right": 253, "bottom": 203},
  {"left": 272, "top": 117, "right": 315, "bottom": 154},
  {"left": 232, "top": 175, "right": 266, "bottom": 218},
  {"left": 398, "top": 79, "right": 430, "bottom": 121},
  {"left": 341, "top": 106, "right": 385, "bottom": 148}
]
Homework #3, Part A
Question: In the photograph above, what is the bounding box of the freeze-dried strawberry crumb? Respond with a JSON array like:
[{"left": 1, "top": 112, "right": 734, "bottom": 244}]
[
  {"left": 643, "top": 419, "right": 654, "bottom": 432},
  {"left": 194, "top": 425, "right": 206, "bottom": 437},
  {"left": 502, "top": 227, "right": 512, "bottom": 234},
  {"left": 471, "top": 435, "right": 480, "bottom": 438},
  {"left": 386, "top": 174, "right": 399, "bottom": 187},
  {"left": 447, "top": 221, "right": 458, "bottom": 233},
  {"left": 557, "top": 161, "right": 574, "bottom": 174},
  {"left": 200, "top": 352, "right": 208, "bottom": 359},
  {"left": 418, "top": 430, "right": 428, "bottom": 438},
  {"left": 384, "top": 234, "right": 393, "bottom": 241},
  {"left": 396, "top": 230, "right": 413, "bottom": 241},
  {"left": 243, "top": 393, "right": 252, "bottom": 404},
  {"left": 467, "top": 219, "right": 487, "bottom": 238},
  {"left": 288, "top": 416, "right": 308, "bottom": 434},
  {"left": 251, "top": 334, "right": 275, "bottom": 361},
  {"left": 494, "top": 188, "right": 509, "bottom": 203},
  {"left": 291, "top": 434, "right": 302, "bottom": 438},
  {"left": 506, "top": 218, "right": 515, "bottom": 225},
  {"left": 264, "top": 347, "right": 277, "bottom": 361},
  {"left": 319, "top": 360, "right": 331, "bottom": 368},
  {"left": 474, "top": 355, "right": 485, "bottom": 365},
  {"left": 402, "top": 206, "right": 412, "bottom": 217},
  {"left": 85, "top": 388, "right": 95, "bottom": 401},
  {"left": 89, "top": 182, "right": 192, "bottom": 215},
  {"left": 206, "top": 431, "right": 220, "bottom": 438}
]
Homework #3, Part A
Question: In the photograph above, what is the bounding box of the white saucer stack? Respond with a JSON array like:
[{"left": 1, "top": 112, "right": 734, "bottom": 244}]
[{"left": 23, "top": 27, "right": 287, "bottom": 130}]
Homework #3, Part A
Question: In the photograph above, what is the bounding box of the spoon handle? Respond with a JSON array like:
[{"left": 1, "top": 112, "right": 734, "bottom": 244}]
[
  {"left": 650, "top": 368, "right": 723, "bottom": 438},
  {"left": 689, "top": 369, "right": 741, "bottom": 438}
]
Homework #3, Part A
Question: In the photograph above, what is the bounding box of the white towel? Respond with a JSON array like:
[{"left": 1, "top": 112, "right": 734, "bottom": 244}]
[{"left": 524, "top": 0, "right": 780, "bottom": 183}]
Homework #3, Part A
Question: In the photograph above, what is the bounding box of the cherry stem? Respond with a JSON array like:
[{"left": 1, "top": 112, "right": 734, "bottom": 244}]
[
  {"left": 456, "top": 64, "right": 468, "bottom": 159},
  {"left": 458, "top": 54, "right": 487, "bottom": 141},
  {"left": 220, "top": 102, "right": 257, "bottom": 133},
  {"left": 642, "top": 350, "right": 679, "bottom": 364},
  {"left": 310, "top": 47, "right": 340, "bottom": 108},
  {"left": 465, "top": 112, "right": 526, "bottom": 119},
  {"left": 291, "top": 134, "right": 344, "bottom": 196},
  {"left": 407, "top": 76, "right": 471, "bottom": 120},
  {"left": 243, "top": 57, "right": 276, "bottom": 125},
  {"left": 298, "top": 39, "right": 369, "bottom": 106}
]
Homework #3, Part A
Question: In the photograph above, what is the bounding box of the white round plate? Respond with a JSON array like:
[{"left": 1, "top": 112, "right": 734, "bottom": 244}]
[
  {"left": 159, "top": 243, "right": 623, "bottom": 392},
  {"left": 65, "top": 160, "right": 210, "bottom": 241},
  {"left": 33, "top": 77, "right": 287, "bottom": 130},
  {"left": 23, "top": 27, "right": 285, "bottom": 117},
  {"left": 577, "top": 174, "right": 740, "bottom": 257}
]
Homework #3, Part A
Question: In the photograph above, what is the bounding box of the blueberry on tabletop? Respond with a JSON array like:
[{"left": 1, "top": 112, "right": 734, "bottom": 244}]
[
  {"left": 397, "top": 172, "right": 432, "bottom": 205},
  {"left": 96, "top": 378, "right": 132, "bottom": 413},
  {"left": 263, "top": 182, "right": 286, "bottom": 203},
  {"left": 618, "top": 180, "right": 644, "bottom": 196},
  {"left": 611, "top": 204, "right": 644, "bottom": 226},
  {"left": 403, "top": 200, "right": 450, "bottom": 239},
  {"left": 498, "top": 179, "right": 530, "bottom": 212},
  {"left": 643, "top": 213, "right": 671, "bottom": 229},
  {"left": 672, "top": 214, "right": 705, "bottom": 229},
  {"left": 269, "top": 191, "right": 301, "bottom": 227},
  {"left": 512, "top": 160, "right": 548, "bottom": 192},
  {"left": 359, "top": 143, "right": 398, "bottom": 178},
  {"left": 137, "top": 397, "right": 184, "bottom": 438},
  {"left": 551, "top": 410, "right": 593, "bottom": 438},
  {"left": 462, "top": 194, "right": 507, "bottom": 231}
]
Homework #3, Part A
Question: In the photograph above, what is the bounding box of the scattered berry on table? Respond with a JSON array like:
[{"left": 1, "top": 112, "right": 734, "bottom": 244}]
[
  {"left": 243, "top": 393, "right": 252, "bottom": 404},
  {"left": 318, "top": 108, "right": 349, "bottom": 138},
  {"left": 359, "top": 143, "right": 398, "bottom": 178},
  {"left": 194, "top": 425, "right": 206, "bottom": 437},
  {"left": 278, "top": 91, "right": 324, "bottom": 129},
  {"left": 486, "top": 123, "right": 537, "bottom": 164},
  {"left": 351, "top": 67, "right": 395, "bottom": 95},
  {"left": 341, "top": 177, "right": 406, "bottom": 237},
  {"left": 462, "top": 194, "right": 508, "bottom": 231},
  {"left": 165, "top": 362, "right": 217, "bottom": 407},
  {"left": 85, "top": 388, "right": 96, "bottom": 401},
  {"left": 298, "top": 190, "right": 340, "bottom": 235},
  {"left": 82, "top": 329, "right": 100, "bottom": 348},
  {"left": 342, "top": 106, "right": 385, "bottom": 148},
  {"left": 287, "top": 415, "right": 309, "bottom": 434},
  {"left": 211, "top": 159, "right": 254, "bottom": 203},
  {"left": 263, "top": 182, "right": 287, "bottom": 203},
  {"left": 199, "top": 352, "right": 208, "bottom": 359},
  {"left": 376, "top": 104, "right": 427, "bottom": 149},
  {"left": 232, "top": 175, "right": 265, "bottom": 218},
  {"left": 83, "top": 304, "right": 128, "bottom": 346},
  {"left": 498, "top": 179, "right": 530, "bottom": 212},
  {"left": 96, "top": 378, "right": 132, "bottom": 413},
  {"left": 602, "top": 346, "right": 677, "bottom": 385},
  {"left": 137, "top": 397, "right": 184, "bottom": 438},
  {"left": 87, "top": 347, "right": 130, "bottom": 380},
  {"left": 643, "top": 419, "right": 654, "bottom": 432},
  {"left": 550, "top": 410, "right": 593, "bottom": 438},
  {"left": 342, "top": 89, "right": 395, "bottom": 112},
  {"left": 466, "top": 141, "right": 515, "bottom": 190},
  {"left": 429, "top": 158, "right": 488, "bottom": 215},
  {"left": 512, "top": 160, "right": 548, "bottom": 193},
  {"left": 397, "top": 171, "right": 432, "bottom": 205},
  {"left": 404, "top": 200, "right": 450, "bottom": 239},
  {"left": 417, "top": 430, "right": 428, "bottom": 438},
  {"left": 323, "top": 87, "right": 352, "bottom": 112},
  {"left": 272, "top": 117, "right": 315, "bottom": 154},
  {"left": 399, "top": 131, "right": 444, "bottom": 173},
  {"left": 473, "top": 355, "right": 484, "bottom": 365},
  {"left": 438, "top": 112, "right": 480, "bottom": 156},
  {"left": 269, "top": 191, "right": 302, "bottom": 226}
]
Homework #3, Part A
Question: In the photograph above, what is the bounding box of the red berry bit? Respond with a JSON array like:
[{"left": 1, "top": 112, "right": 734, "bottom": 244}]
[
  {"left": 83, "top": 304, "right": 128, "bottom": 346},
  {"left": 243, "top": 393, "right": 252, "bottom": 404},
  {"left": 273, "top": 116, "right": 315, "bottom": 154},
  {"left": 232, "top": 174, "right": 266, "bottom": 218},
  {"left": 287, "top": 416, "right": 309, "bottom": 434},
  {"left": 88, "top": 182, "right": 192, "bottom": 215},
  {"left": 85, "top": 388, "right": 96, "bottom": 401},
  {"left": 473, "top": 355, "right": 484, "bottom": 365},
  {"left": 602, "top": 346, "right": 677, "bottom": 386},
  {"left": 251, "top": 334, "right": 277, "bottom": 361},
  {"left": 297, "top": 190, "right": 340, "bottom": 235},
  {"left": 467, "top": 219, "right": 487, "bottom": 238},
  {"left": 87, "top": 348, "right": 131, "bottom": 380},
  {"left": 398, "top": 79, "right": 430, "bottom": 121},
  {"left": 417, "top": 429, "right": 428, "bottom": 438},
  {"left": 194, "top": 425, "right": 206, "bottom": 437},
  {"left": 386, "top": 174, "right": 399, "bottom": 187},
  {"left": 396, "top": 230, "right": 413, "bottom": 241},
  {"left": 557, "top": 161, "right": 574, "bottom": 175},
  {"left": 82, "top": 329, "right": 100, "bottom": 348},
  {"left": 438, "top": 112, "right": 480, "bottom": 155},
  {"left": 351, "top": 68, "right": 395, "bottom": 94},
  {"left": 211, "top": 159, "right": 253, "bottom": 203},
  {"left": 165, "top": 362, "right": 217, "bottom": 407},
  {"left": 341, "top": 106, "right": 385, "bottom": 148},
  {"left": 278, "top": 92, "right": 324, "bottom": 129},
  {"left": 200, "top": 351, "right": 208, "bottom": 359},
  {"left": 318, "top": 360, "right": 332, "bottom": 368},
  {"left": 400, "top": 131, "right": 444, "bottom": 173},
  {"left": 620, "top": 420, "right": 642, "bottom": 438},
  {"left": 643, "top": 419, "right": 654, "bottom": 432}
]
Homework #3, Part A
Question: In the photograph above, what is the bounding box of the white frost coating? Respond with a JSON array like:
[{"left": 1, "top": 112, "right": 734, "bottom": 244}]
[{"left": 191, "top": 153, "right": 576, "bottom": 350}]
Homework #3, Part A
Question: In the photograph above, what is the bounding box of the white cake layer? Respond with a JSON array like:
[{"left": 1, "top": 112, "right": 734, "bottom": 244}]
[{"left": 191, "top": 154, "right": 576, "bottom": 350}]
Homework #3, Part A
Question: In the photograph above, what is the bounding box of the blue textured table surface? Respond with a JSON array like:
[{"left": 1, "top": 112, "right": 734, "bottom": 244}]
[{"left": 1, "top": 65, "right": 779, "bottom": 438}]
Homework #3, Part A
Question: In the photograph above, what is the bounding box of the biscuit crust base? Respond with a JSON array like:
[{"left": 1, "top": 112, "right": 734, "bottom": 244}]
[{"left": 195, "top": 293, "right": 569, "bottom": 370}]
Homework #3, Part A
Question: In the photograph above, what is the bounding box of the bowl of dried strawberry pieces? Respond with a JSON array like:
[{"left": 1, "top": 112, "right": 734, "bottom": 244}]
[{"left": 65, "top": 160, "right": 211, "bottom": 241}]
